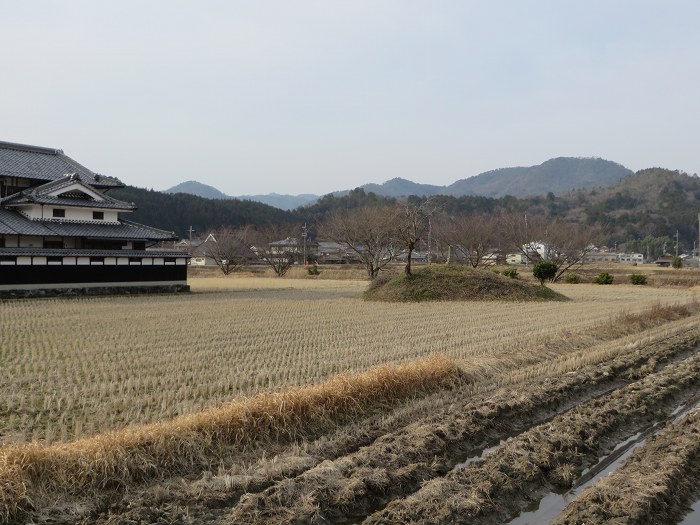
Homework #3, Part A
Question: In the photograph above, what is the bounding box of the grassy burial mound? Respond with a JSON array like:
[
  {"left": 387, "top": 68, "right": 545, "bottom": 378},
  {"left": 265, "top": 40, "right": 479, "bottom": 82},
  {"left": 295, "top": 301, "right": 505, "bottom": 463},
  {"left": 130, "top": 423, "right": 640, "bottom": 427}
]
[{"left": 364, "top": 265, "right": 568, "bottom": 302}]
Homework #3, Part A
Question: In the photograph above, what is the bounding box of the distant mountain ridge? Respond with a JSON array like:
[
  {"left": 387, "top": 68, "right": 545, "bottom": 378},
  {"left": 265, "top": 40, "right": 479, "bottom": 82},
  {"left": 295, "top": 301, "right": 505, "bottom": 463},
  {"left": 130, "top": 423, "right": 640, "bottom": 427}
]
[
  {"left": 164, "top": 181, "right": 317, "bottom": 210},
  {"left": 120, "top": 166, "right": 700, "bottom": 249},
  {"left": 165, "top": 157, "right": 633, "bottom": 209},
  {"left": 165, "top": 181, "right": 229, "bottom": 200},
  {"left": 446, "top": 157, "right": 632, "bottom": 197}
]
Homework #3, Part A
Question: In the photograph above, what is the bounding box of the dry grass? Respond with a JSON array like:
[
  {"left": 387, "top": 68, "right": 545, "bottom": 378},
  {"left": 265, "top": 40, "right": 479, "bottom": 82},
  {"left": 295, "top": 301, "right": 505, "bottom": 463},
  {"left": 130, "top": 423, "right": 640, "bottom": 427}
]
[
  {"left": 0, "top": 355, "right": 460, "bottom": 522},
  {"left": 0, "top": 279, "right": 697, "bottom": 444},
  {"left": 1, "top": 275, "right": 699, "bottom": 523},
  {"left": 188, "top": 264, "right": 370, "bottom": 282},
  {"left": 363, "top": 265, "right": 568, "bottom": 302},
  {"left": 226, "top": 322, "right": 700, "bottom": 525}
]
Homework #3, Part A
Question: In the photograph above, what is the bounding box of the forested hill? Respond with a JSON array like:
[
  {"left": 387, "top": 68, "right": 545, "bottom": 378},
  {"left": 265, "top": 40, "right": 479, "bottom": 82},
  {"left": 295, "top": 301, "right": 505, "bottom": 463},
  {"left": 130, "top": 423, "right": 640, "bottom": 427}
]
[
  {"left": 112, "top": 168, "right": 700, "bottom": 251},
  {"left": 562, "top": 168, "right": 700, "bottom": 245},
  {"left": 110, "top": 186, "right": 292, "bottom": 238},
  {"left": 446, "top": 157, "right": 632, "bottom": 198},
  {"left": 160, "top": 157, "right": 633, "bottom": 209},
  {"left": 296, "top": 169, "right": 700, "bottom": 249},
  {"left": 165, "top": 180, "right": 230, "bottom": 200}
]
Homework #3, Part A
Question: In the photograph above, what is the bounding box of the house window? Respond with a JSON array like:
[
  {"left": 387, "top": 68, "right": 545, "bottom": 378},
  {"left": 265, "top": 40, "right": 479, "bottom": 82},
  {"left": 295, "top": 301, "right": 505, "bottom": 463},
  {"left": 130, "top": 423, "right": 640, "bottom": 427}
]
[
  {"left": 90, "top": 256, "right": 105, "bottom": 264},
  {"left": 128, "top": 257, "right": 142, "bottom": 264},
  {"left": 0, "top": 237, "right": 4, "bottom": 248},
  {"left": 47, "top": 256, "right": 63, "bottom": 264},
  {"left": 164, "top": 257, "right": 176, "bottom": 264},
  {"left": 52, "top": 208, "right": 66, "bottom": 218},
  {"left": 93, "top": 211, "right": 104, "bottom": 220},
  {"left": 0, "top": 256, "right": 16, "bottom": 264}
]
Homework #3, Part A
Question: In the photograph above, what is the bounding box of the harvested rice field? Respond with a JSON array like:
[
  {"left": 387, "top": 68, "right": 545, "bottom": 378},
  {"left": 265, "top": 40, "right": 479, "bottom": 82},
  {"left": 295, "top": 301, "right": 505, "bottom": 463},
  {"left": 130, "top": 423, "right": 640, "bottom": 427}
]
[{"left": 1, "top": 272, "right": 700, "bottom": 523}]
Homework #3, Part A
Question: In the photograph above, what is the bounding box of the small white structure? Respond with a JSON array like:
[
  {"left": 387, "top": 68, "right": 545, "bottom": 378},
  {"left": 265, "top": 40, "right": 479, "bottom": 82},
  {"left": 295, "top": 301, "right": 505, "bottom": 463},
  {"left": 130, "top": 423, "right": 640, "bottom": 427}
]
[
  {"left": 584, "top": 252, "right": 644, "bottom": 264},
  {"left": 618, "top": 252, "right": 644, "bottom": 264},
  {"left": 506, "top": 253, "right": 526, "bottom": 265}
]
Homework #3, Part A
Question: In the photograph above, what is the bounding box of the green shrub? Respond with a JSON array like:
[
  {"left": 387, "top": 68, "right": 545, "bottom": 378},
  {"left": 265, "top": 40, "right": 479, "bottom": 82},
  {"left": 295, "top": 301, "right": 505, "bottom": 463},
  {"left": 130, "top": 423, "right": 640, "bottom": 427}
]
[
  {"left": 532, "top": 260, "right": 558, "bottom": 285},
  {"left": 672, "top": 256, "right": 682, "bottom": 269},
  {"left": 629, "top": 273, "right": 647, "bottom": 285},
  {"left": 564, "top": 273, "right": 581, "bottom": 284},
  {"left": 593, "top": 272, "right": 614, "bottom": 285},
  {"left": 306, "top": 264, "right": 320, "bottom": 276},
  {"left": 502, "top": 267, "right": 519, "bottom": 279}
]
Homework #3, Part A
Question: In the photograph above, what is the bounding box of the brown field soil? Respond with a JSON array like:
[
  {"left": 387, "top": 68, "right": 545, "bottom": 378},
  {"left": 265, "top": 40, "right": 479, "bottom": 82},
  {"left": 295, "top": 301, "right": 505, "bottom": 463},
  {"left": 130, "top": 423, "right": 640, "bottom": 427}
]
[
  {"left": 1, "top": 274, "right": 700, "bottom": 523},
  {"left": 226, "top": 325, "right": 700, "bottom": 525},
  {"left": 365, "top": 349, "right": 700, "bottom": 525},
  {"left": 553, "top": 406, "right": 700, "bottom": 525}
]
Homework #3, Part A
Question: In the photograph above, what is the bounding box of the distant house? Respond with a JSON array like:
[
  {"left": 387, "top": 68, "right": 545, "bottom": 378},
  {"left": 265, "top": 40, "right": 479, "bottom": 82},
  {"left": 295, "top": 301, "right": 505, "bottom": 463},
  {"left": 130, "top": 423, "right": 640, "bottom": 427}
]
[
  {"left": 482, "top": 252, "right": 504, "bottom": 265},
  {"left": 268, "top": 237, "right": 319, "bottom": 263},
  {"left": 584, "top": 252, "right": 622, "bottom": 264},
  {"left": 618, "top": 252, "right": 644, "bottom": 264},
  {"left": 176, "top": 234, "right": 218, "bottom": 266},
  {"left": 0, "top": 140, "right": 189, "bottom": 294},
  {"left": 506, "top": 253, "right": 526, "bottom": 265},
  {"left": 583, "top": 252, "right": 644, "bottom": 265},
  {"left": 655, "top": 254, "right": 675, "bottom": 267},
  {"left": 395, "top": 250, "right": 429, "bottom": 264},
  {"left": 316, "top": 241, "right": 359, "bottom": 264}
]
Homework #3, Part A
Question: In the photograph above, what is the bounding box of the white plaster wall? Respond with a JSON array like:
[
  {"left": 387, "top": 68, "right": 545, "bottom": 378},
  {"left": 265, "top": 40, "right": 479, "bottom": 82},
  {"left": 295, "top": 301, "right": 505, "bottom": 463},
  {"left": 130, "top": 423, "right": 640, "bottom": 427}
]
[
  {"left": 19, "top": 236, "right": 41, "bottom": 248},
  {"left": 16, "top": 204, "right": 120, "bottom": 222}
]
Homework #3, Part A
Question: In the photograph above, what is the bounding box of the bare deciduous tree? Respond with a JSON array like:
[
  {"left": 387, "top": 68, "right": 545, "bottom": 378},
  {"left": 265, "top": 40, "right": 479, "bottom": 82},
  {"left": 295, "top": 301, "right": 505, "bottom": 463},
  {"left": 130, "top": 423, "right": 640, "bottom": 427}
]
[
  {"left": 205, "top": 226, "right": 254, "bottom": 275},
  {"left": 394, "top": 199, "right": 441, "bottom": 275},
  {"left": 321, "top": 206, "right": 398, "bottom": 279},
  {"left": 434, "top": 213, "right": 499, "bottom": 268},
  {"left": 431, "top": 216, "right": 457, "bottom": 264},
  {"left": 394, "top": 205, "right": 423, "bottom": 276},
  {"left": 250, "top": 225, "right": 300, "bottom": 277},
  {"left": 499, "top": 212, "right": 601, "bottom": 282}
]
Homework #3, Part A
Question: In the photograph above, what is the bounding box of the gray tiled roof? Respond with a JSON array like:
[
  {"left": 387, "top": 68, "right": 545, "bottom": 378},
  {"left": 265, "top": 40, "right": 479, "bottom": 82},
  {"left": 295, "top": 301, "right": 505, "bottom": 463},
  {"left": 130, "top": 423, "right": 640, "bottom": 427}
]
[
  {"left": 0, "top": 208, "right": 176, "bottom": 240},
  {"left": 46, "top": 220, "right": 175, "bottom": 240},
  {"left": 0, "top": 208, "right": 56, "bottom": 235},
  {"left": 0, "top": 141, "right": 123, "bottom": 189},
  {"left": 1, "top": 175, "right": 136, "bottom": 210},
  {"left": 0, "top": 248, "right": 189, "bottom": 258}
]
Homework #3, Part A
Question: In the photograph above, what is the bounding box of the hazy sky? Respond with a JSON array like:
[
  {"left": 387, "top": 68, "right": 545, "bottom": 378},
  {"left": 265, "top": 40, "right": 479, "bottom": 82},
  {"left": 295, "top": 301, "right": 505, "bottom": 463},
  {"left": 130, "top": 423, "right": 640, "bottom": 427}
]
[{"left": 3, "top": 1, "right": 699, "bottom": 196}]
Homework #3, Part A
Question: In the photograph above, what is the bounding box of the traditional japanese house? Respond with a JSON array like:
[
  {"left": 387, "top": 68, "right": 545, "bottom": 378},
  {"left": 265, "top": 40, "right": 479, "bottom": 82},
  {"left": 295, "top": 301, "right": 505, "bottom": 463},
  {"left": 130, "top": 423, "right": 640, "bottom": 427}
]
[{"left": 0, "top": 140, "right": 188, "bottom": 294}]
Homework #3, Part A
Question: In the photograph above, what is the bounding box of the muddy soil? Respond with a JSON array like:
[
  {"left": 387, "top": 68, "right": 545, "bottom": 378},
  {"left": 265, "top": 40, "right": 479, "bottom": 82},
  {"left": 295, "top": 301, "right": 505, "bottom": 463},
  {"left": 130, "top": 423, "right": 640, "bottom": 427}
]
[
  {"left": 365, "top": 352, "right": 700, "bottom": 524},
  {"left": 552, "top": 405, "right": 700, "bottom": 525},
  {"left": 215, "top": 329, "right": 697, "bottom": 525},
  {"left": 13, "top": 324, "right": 700, "bottom": 525}
]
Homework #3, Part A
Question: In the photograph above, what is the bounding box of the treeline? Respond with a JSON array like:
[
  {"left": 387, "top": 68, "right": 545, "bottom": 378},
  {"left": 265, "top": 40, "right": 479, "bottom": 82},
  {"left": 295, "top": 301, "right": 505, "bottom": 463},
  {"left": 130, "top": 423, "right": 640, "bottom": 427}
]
[
  {"left": 110, "top": 186, "right": 293, "bottom": 238},
  {"left": 114, "top": 168, "right": 700, "bottom": 251}
]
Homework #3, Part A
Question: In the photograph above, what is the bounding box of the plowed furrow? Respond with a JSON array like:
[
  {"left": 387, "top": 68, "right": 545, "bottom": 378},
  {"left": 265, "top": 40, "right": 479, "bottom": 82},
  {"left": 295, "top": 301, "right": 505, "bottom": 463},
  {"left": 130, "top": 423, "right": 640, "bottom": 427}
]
[
  {"left": 365, "top": 352, "right": 700, "bottom": 525},
  {"left": 225, "top": 330, "right": 699, "bottom": 524},
  {"left": 552, "top": 405, "right": 700, "bottom": 525}
]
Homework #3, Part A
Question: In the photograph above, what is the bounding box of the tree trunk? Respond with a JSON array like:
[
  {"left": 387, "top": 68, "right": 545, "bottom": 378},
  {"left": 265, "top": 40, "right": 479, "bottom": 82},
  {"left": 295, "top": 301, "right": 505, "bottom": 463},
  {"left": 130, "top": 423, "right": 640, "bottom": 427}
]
[{"left": 405, "top": 244, "right": 414, "bottom": 275}]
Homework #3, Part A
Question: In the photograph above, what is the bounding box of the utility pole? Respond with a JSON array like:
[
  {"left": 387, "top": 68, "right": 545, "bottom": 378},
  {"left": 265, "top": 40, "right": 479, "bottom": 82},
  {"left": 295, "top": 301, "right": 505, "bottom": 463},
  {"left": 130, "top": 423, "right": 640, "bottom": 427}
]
[
  {"left": 301, "top": 223, "right": 308, "bottom": 265},
  {"left": 676, "top": 230, "right": 679, "bottom": 257},
  {"left": 427, "top": 216, "right": 432, "bottom": 266},
  {"left": 186, "top": 226, "right": 195, "bottom": 254}
]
